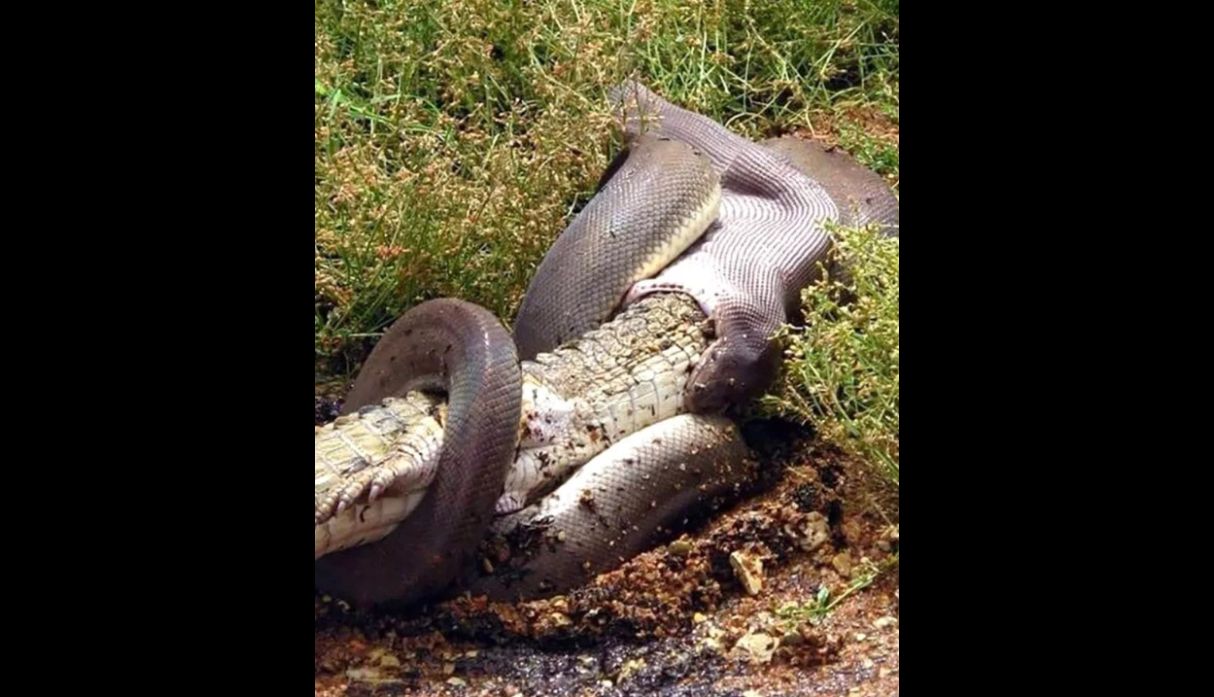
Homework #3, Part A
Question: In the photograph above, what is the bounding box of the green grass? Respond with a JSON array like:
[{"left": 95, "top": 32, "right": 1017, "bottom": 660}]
[
  {"left": 775, "top": 552, "right": 898, "bottom": 627},
  {"left": 761, "top": 223, "right": 900, "bottom": 486},
  {"left": 315, "top": 0, "right": 899, "bottom": 378}
]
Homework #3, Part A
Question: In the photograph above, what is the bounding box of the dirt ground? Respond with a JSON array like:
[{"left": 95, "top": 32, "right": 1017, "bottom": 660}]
[{"left": 315, "top": 388, "right": 900, "bottom": 697}]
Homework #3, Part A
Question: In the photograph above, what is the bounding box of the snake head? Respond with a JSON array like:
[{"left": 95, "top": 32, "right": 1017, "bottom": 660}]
[{"left": 686, "top": 332, "right": 780, "bottom": 414}]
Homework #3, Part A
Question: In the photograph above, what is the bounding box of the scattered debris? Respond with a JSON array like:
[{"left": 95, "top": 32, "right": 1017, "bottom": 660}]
[
  {"left": 730, "top": 550, "right": 765, "bottom": 595},
  {"left": 832, "top": 551, "right": 853, "bottom": 577},
  {"left": 616, "top": 658, "right": 646, "bottom": 683},
  {"left": 732, "top": 631, "right": 779, "bottom": 664}
]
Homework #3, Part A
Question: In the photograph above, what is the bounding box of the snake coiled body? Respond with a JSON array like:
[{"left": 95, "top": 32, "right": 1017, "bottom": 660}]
[
  {"left": 314, "top": 83, "right": 899, "bottom": 609},
  {"left": 513, "top": 134, "right": 721, "bottom": 359},
  {"left": 612, "top": 82, "right": 899, "bottom": 412},
  {"left": 313, "top": 299, "right": 522, "bottom": 609}
]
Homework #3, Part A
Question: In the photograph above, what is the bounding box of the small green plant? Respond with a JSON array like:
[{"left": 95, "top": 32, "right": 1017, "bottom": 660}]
[
  {"left": 836, "top": 121, "right": 899, "bottom": 178},
  {"left": 775, "top": 553, "right": 897, "bottom": 627},
  {"left": 761, "top": 223, "right": 899, "bottom": 486}
]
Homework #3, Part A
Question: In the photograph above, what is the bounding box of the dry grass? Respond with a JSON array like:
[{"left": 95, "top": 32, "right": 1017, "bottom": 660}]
[{"left": 315, "top": 0, "right": 899, "bottom": 378}]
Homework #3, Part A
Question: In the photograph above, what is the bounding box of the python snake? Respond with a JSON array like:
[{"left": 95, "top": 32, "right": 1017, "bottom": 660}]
[{"left": 314, "top": 81, "right": 898, "bottom": 610}]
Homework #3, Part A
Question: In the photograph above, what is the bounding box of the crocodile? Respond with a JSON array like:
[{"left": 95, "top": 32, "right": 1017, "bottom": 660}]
[{"left": 314, "top": 83, "right": 897, "bottom": 610}]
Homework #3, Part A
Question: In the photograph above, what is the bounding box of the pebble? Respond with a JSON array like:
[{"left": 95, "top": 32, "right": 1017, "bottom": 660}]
[
  {"left": 345, "top": 667, "right": 380, "bottom": 681},
  {"left": 446, "top": 677, "right": 466, "bottom": 687},
  {"left": 873, "top": 616, "right": 897, "bottom": 629},
  {"left": 698, "top": 624, "right": 727, "bottom": 653},
  {"left": 832, "top": 551, "right": 853, "bottom": 577},
  {"left": 668, "top": 538, "right": 693, "bottom": 556},
  {"left": 617, "top": 658, "right": 646, "bottom": 682},
  {"left": 730, "top": 550, "right": 764, "bottom": 595},
  {"left": 798, "top": 512, "right": 831, "bottom": 551},
  {"left": 732, "top": 631, "right": 778, "bottom": 664},
  {"left": 345, "top": 667, "right": 401, "bottom": 685}
]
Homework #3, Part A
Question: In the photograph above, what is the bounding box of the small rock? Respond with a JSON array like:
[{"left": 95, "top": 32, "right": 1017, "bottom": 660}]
[
  {"left": 693, "top": 612, "right": 708, "bottom": 624},
  {"left": 853, "top": 632, "right": 868, "bottom": 642},
  {"left": 798, "top": 512, "right": 830, "bottom": 551},
  {"left": 743, "top": 691, "right": 764, "bottom": 697},
  {"left": 862, "top": 657, "right": 875, "bottom": 670},
  {"left": 549, "top": 612, "right": 572, "bottom": 628},
  {"left": 873, "top": 616, "right": 897, "bottom": 629},
  {"left": 668, "top": 538, "right": 693, "bottom": 556},
  {"left": 345, "top": 667, "right": 399, "bottom": 684},
  {"left": 377, "top": 653, "right": 401, "bottom": 669},
  {"left": 599, "top": 680, "right": 614, "bottom": 688},
  {"left": 446, "top": 676, "right": 466, "bottom": 687},
  {"left": 344, "top": 666, "right": 376, "bottom": 681},
  {"left": 730, "top": 550, "right": 764, "bottom": 595},
  {"left": 832, "top": 551, "right": 853, "bottom": 577},
  {"left": 442, "top": 662, "right": 456, "bottom": 675},
  {"left": 732, "top": 631, "right": 779, "bottom": 664},
  {"left": 698, "top": 624, "right": 727, "bottom": 653},
  {"left": 616, "top": 658, "right": 646, "bottom": 683}
]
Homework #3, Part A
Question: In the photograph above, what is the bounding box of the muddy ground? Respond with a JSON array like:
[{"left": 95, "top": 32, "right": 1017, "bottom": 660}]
[{"left": 315, "top": 389, "right": 900, "bottom": 697}]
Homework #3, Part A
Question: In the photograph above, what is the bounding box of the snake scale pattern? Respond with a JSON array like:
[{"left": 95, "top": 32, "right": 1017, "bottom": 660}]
[{"left": 314, "top": 82, "right": 898, "bottom": 610}]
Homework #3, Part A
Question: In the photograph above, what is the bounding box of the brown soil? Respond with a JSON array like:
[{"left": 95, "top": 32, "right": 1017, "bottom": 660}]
[{"left": 315, "top": 402, "right": 900, "bottom": 697}]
